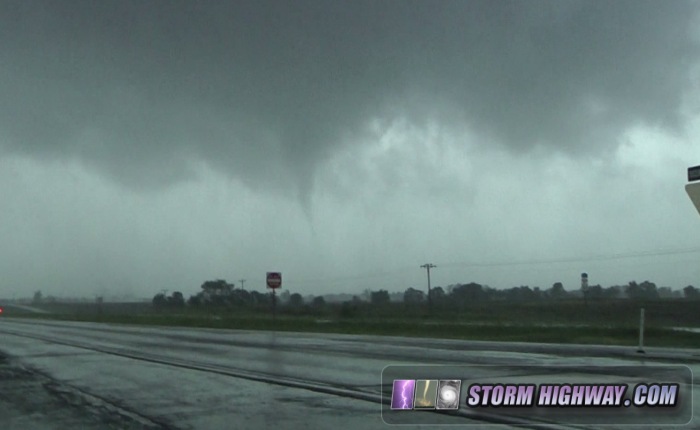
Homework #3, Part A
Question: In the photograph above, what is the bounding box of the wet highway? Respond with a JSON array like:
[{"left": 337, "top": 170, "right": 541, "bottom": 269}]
[{"left": 0, "top": 318, "right": 697, "bottom": 429}]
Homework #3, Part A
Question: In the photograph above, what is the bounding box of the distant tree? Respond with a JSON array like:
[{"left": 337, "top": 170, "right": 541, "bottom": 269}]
[
  {"left": 549, "top": 282, "right": 566, "bottom": 299},
  {"left": 152, "top": 293, "right": 167, "bottom": 308},
  {"left": 404, "top": 287, "right": 424, "bottom": 304},
  {"left": 625, "top": 281, "right": 641, "bottom": 300},
  {"left": 201, "top": 279, "right": 234, "bottom": 297},
  {"left": 188, "top": 295, "right": 201, "bottom": 307},
  {"left": 289, "top": 293, "right": 304, "bottom": 307},
  {"left": 504, "top": 286, "right": 535, "bottom": 302},
  {"left": 312, "top": 296, "right": 326, "bottom": 308},
  {"left": 603, "top": 286, "right": 621, "bottom": 299},
  {"left": 370, "top": 290, "right": 390, "bottom": 306},
  {"left": 32, "top": 290, "right": 43, "bottom": 305},
  {"left": 210, "top": 294, "right": 228, "bottom": 307},
  {"left": 169, "top": 291, "right": 185, "bottom": 307},
  {"left": 431, "top": 286, "right": 446, "bottom": 304},
  {"left": 230, "top": 289, "right": 252, "bottom": 306},
  {"left": 250, "top": 290, "right": 269, "bottom": 305},
  {"left": 451, "top": 283, "right": 486, "bottom": 304},
  {"left": 482, "top": 285, "right": 497, "bottom": 301},
  {"left": 586, "top": 285, "right": 604, "bottom": 300},
  {"left": 684, "top": 285, "right": 700, "bottom": 299},
  {"left": 521, "top": 286, "right": 536, "bottom": 301},
  {"left": 639, "top": 281, "right": 659, "bottom": 300},
  {"left": 626, "top": 281, "right": 659, "bottom": 301}
]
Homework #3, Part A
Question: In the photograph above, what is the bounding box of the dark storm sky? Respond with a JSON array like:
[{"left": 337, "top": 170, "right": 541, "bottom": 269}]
[{"left": 1, "top": 1, "right": 700, "bottom": 298}]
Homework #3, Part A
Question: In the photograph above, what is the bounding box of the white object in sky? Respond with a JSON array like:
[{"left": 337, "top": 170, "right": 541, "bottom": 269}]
[{"left": 686, "top": 166, "right": 700, "bottom": 217}]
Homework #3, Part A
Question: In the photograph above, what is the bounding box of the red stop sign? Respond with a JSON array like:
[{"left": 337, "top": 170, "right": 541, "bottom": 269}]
[{"left": 266, "top": 272, "right": 282, "bottom": 289}]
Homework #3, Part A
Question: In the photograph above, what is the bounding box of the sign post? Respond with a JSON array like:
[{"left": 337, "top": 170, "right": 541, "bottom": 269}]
[
  {"left": 266, "top": 272, "right": 282, "bottom": 320},
  {"left": 637, "top": 308, "right": 645, "bottom": 354}
]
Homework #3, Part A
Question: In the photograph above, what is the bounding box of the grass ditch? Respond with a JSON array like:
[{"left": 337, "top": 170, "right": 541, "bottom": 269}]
[{"left": 6, "top": 306, "right": 700, "bottom": 349}]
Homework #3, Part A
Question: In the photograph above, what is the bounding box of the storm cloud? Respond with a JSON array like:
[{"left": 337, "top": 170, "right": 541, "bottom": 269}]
[
  {"left": 2, "top": 1, "right": 698, "bottom": 195},
  {"left": 1, "top": 1, "right": 700, "bottom": 297}
]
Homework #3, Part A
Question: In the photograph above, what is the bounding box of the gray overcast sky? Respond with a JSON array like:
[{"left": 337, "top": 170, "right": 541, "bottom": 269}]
[{"left": 1, "top": 0, "right": 700, "bottom": 299}]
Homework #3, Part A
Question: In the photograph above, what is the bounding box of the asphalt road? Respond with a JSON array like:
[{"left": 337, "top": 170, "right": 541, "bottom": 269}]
[{"left": 0, "top": 318, "right": 697, "bottom": 429}]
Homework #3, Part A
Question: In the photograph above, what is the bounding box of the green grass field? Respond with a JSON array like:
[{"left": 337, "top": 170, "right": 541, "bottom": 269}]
[{"left": 5, "top": 299, "right": 700, "bottom": 348}]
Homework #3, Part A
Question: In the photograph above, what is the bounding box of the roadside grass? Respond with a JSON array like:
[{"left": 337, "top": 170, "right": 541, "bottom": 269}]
[{"left": 7, "top": 301, "right": 700, "bottom": 349}]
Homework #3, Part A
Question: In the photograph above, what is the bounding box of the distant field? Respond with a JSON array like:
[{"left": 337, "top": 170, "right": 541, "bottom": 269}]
[{"left": 4, "top": 299, "right": 700, "bottom": 348}]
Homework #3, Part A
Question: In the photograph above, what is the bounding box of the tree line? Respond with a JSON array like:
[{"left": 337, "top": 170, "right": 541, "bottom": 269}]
[{"left": 152, "top": 279, "right": 700, "bottom": 310}]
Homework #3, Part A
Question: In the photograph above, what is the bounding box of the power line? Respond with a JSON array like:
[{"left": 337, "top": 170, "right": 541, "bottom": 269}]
[
  {"left": 281, "top": 246, "right": 700, "bottom": 287},
  {"left": 438, "top": 246, "right": 700, "bottom": 269},
  {"left": 284, "top": 266, "right": 415, "bottom": 285}
]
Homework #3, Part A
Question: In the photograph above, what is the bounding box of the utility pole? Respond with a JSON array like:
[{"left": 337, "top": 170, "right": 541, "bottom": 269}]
[
  {"left": 420, "top": 263, "right": 436, "bottom": 313},
  {"left": 239, "top": 279, "right": 246, "bottom": 290},
  {"left": 272, "top": 289, "right": 276, "bottom": 321}
]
